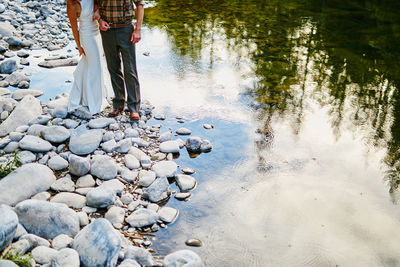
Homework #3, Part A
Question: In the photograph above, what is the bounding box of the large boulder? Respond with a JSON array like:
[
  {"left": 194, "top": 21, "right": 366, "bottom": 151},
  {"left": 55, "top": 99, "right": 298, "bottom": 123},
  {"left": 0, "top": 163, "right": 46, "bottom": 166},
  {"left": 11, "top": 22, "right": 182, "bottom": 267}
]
[
  {"left": 72, "top": 219, "right": 121, "bottom": 267},
  {"left": 69, "top": 125, "right": 103, "bottom": 155},
  {"left": 0, "top": 95, "right": 42, "bottom": 137},
  {"left": 15, "top": 200, "right": 80, "bottom": 239},
  {"left": 0, "top": 164, "right": 56, "bottom": 206},
  {"left": 0, "top": 205, "right": 18, "bottom": 252}
]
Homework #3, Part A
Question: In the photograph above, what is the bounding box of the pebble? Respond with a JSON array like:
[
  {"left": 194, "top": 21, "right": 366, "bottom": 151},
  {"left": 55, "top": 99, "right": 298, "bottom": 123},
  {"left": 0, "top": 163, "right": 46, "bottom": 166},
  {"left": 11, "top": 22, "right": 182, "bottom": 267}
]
[
  {"left": 175, "top": 174, "right": 197, "bottom": 192},
  {"left": 185, "top": 238, "right": 203, "bottom": 247},
  {"left": 203, "top": 124, "right": 214, "bottom": 129},
  {"left": 176, "top": 127, "right": 192, "bottom": 135},
  {"left": 182, "top": 167, "right": 196, "bottom": 174},
  {"left": 174, "top": 192, "right": 192, "bottom": 200}
]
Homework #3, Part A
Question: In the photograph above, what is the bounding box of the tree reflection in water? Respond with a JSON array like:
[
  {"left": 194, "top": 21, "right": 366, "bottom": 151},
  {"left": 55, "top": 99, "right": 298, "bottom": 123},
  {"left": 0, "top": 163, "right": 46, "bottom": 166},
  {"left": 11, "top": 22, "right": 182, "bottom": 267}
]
[{"left": 145, "top": 0, "right": 400, "bottom": 196}]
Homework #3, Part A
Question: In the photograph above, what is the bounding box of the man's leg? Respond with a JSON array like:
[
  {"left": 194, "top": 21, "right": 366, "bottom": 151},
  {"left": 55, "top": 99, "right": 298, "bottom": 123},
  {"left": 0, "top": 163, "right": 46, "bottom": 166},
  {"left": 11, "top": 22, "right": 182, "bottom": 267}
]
[
  {"left": 100, "top": 29, "right": 125, "bottom": 110},
  {"left": 117, "top": 24, "right": 141, "bottom": 113}
]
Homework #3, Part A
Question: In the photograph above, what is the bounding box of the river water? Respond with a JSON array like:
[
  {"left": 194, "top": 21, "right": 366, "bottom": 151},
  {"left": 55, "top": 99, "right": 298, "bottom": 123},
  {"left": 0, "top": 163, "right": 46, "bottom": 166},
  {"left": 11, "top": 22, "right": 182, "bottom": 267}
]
[{"left": 15, "top": 0, "right": 400, "bottom": 266}]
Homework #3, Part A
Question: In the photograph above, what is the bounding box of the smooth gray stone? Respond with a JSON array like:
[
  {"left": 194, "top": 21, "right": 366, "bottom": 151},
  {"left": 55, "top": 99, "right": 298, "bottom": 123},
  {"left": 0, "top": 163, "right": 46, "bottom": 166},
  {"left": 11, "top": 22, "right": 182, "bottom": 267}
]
[
  {"left": 101, "top": 139, "right": 116, "bottom": 153},
  {"left": 0, "top": 95, "right": 42, "bottom": 137},
  {"left": 38, "top": 58, "right": 78, "bottom": 68},
  {"left": 77, "top": 211, "right": 89, "bottom": 227},
  {"left": 175, "top": 174, "right": 197, "bottom": 192},
  {"left": 6, "top": 73, "right": 30, "bottom": 87},
  {"left": 13, "top": 224, "right": 28, "bottom": 241},
  {"left": 128, "top": 147, "right": 147, "bottom": 161},
  {"left": 200, "top": 139, "right": 212, "bottom": 152},
  {"left": 0, "top": 59, "right": 17, "bottom": 74},
  {"left": 158, "top": 131, "right": 172, "bottom": 142},
  {"left": 20, "top": 233, "right": 51, "bottom": 247},
  {"left": 69, "top": 154, "right": 90, "bottom": 176},
  {"left": 174, "top": 192, "right": 192, "bottom": 200},
  {"left": 120, "top": 169, "right": 138, "bottom": 183},
  {"left": 51, "top": 176, "right": 75, "bottom": 192},
  {"left": 12, "top": 89, "right": 43, "bottom": 101},
  {"left": 90, "top": 155, "right": 117, "bottom": 180},
  {"left": 126, "top": 208, "right": 159, "bottom": 228},
  {"left": 0, "top": 205, "right": 18, "bottom": 252},
  {"left": 158, "top": 207, "right": 179, "bottom": 224},
  {"left": 152, "top": 161, "right": 178, "bottom": 178},
  {"left": 125, "top": 154, "right": 140, "bottom": 169},
  {"left": 0, "top": 163, "right": 56, "bottom": 206},
  {"left": 76, "top": 174, "right": 95, "bottom": 188},
  {"left": 27, "top": 124, "right": 47, "bottom": 136},
  {"left": 0, "top": 260, "right": 19, "bottom": 267},
  {"left": 140, "top": 155, "right": 151, "bottom": 169},
  {"left": 0, "top": 21, "right": 15, "bottom": 37},
  {"left": 88, "top": 118, "right": 116, "bottom": 129},
  {"left": 50, "top": 193, "right": 86, "bottom": 209},
  {"left": 115, "top": 138, "right": 132, "bottom": 153},
  {"left": 30, "top": 115, "right": 52, "bottom": 125},
  {"left": 138, "top": 170, "right": 156, "bottom": 187},
  {"left": 159, "top": 140, "right": 180, "bottom": 153},
  {"left": 63, "top": 119, "right": 79, "bottom": 129},
  {"left": 120, "top": 193, "right": 133, "bottom": 205},
  {"left": 72, "top": 218, "right": 121, "bottom": 267},
  {"left": 15, "top": 199, "right": 80, "bottom": 239},
  {"left": 185, "top": 136, "right": 203, "bottom": 153},
  {"left": 8, "top": 239, "right": 31, "bottom": 255},
  {"left": 9, "top": 132, "right": 24, "bottom": 142},
  {"left": 19, "top": 135, "right": 52, "bottom": 152},
  {"left": 86, "top": 187, "right": 116, "bottom": 208},
  {"left": 32, "top": 246, "right": 58, "bottom": 264},
  {"left": 50, "top": 248, "right": 80, "bottom": 267},
  {"left": 69, "top": 125, "right": 103, "bottom": 155},
  {"left": 142, "top": 177, "right": 171, "bottom": 203},
  {"left": 131, "top": 137, "right": 149, "bottom": 148},
  {"left": 203, "top": 123, "right": 214, "bottom": 129},
  {"left": 185, "top": 238, "right": 203, "bottom": 247},
  {"left": 118, "top": 259, "right": 140, "bottom": 267},
  {"left": 105, "top": 206, "right": 125, "bottom": 227},
  {"left": 102, "top": 131, "right": 115, "bottom": 142},
  {"left": 181, "top": 168, "right": 196, "bottom": 175},
  {"left": 52, "top": 234, "right": 73, "bottom": 250},
  {"left": 3, "top": 141, "right": 19, "bottom": 153},
  {"left": 124, "top": 128, "right": 139, "bottom": 138},
  {"left": 163, "top": 250, "right": 202, "bottom": 267},
  {"left": 176, "top": 127, "right": 192, "bottom": 135},
  {"left": 32, "top": 191, "right": 51, "bottom": 201},
  {"left": 48, "top": 155, "right": 69, "bottom": 171},
  {"left": 42, "top": 126, "right": 70, "bottom": 143},
  {"left": 124, "top": 246, "right": 155, "bottom": 266},
  {"left": 75, "top": 187, "right": 93, "bottom": 196},
  {"left": 0, "top": 137, "right": 11, "bottom": 149},
  {"left": 100, "top": 179, "right": 125, "bottom": 195},
  {"left": 51, "top": 106, "right": 68, "bottom": 119}
]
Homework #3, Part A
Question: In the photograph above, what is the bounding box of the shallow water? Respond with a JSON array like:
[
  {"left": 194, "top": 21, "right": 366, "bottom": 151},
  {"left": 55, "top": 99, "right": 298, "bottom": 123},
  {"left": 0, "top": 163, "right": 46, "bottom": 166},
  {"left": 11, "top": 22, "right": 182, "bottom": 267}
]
[{"left": 20, "top": 0, "right": 400, "bottom": 265}]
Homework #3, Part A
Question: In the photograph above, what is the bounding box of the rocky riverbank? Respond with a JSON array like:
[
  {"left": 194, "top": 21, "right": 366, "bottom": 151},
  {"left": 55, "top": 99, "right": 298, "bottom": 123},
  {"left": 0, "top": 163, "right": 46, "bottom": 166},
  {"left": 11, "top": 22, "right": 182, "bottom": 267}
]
[{"left": 0, "top": 0, "right": 212, "bottom": 266}]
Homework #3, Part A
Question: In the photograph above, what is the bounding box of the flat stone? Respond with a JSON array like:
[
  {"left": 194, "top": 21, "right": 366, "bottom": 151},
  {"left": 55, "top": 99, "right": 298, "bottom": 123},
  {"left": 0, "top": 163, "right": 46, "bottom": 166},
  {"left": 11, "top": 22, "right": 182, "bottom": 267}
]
[
  {"left": 142, "top": 177, "right": 171, "bottom": 203},
  {"left": 159, "top": 140, "right": 180, "bottom": 153},
  {"left": 124, "top": 128, "right": 139, "bottom": 138},
  {"left": 0, "top": 163, "right": 56, "bottom": 206},
  {"left": 48, "top": 155, "right": 69, "bottom": 171},
  {"left": 128, "top": 147, "right": 147, "bottom": 161},
  {"left": 115, "top": 138, "right": 132, "bottom": 153},
  {"left": 50, "top": 248, "right": 80, "bottom": 267},
  {"left": 51, "top": 192, "right": 86, "bottom": 209},
  {"left": 32, "top": 246, "right": 58, "bottom": 264},
  {"left": 63, "top": 119, "right": 80, "bottom": 129},
  {"left": 51, "top": 176, "right": 75, "bottom": 192},
  {"left": 38, "top": 58, "right": 78, "bottom": 68},
  {"left": 124, "top": 246, "right": 155, "bottom": 266},
  {"left": 0, "top": 205, "right": 18, "bottom": 252},
  {"left": 19, "top": 233, "right": 50, "bottom": 247},
  {"left": 88, "top": 118, "right": 116, "bottom": 129},
  {"left": 69, "top": 125, "right": 103, "bottom": 155},
  {"left": 126, "top": 208, "right": 159, "bottom": 228},
  {"left": 0, "top": 95, "right": 42, "bottom": 137},
  {"left": 76, "top": 174, "right": 95, "bottom": 188},
  {"left": 42, "top": 126, "right": 70, "bottom": 143},
  {"left": 176, "top": 127, "right": 192, "bottom": 135},
  {"left": 101, "top": 139, "right": 116, "bottom": 153},
  {"left": 3, "top": 141, "right": 19, "bottom": 153},
  {"left": 19, "top": 135, "right": 52, "bottom": 152},
  {"left": 105, "top": 206, "right": 125, "bottom": 228},
  {"left": 158, "top": 207, "right": 179, "bottom": 224},
  {"left": 69, "top": 154, "right": 91, "bottom": 176},
  {"left": 15, "top": 199, "right": 80, "bottom": 239},
  {"left": 174, "top": 192, "right": 192, "bottom": 200},
  {"left": 152, "top": 161, "right": 178, "bottom": 178},
  {"left": 90, "top": 155, "right": 117, "bottom": 180},
  {"left": 72, "top": 219, "right": 121, "bottom": 267},
  {"left": 86, "top": 187, "right": 116, "bottom": 208},
  {"left": 125, "top": 154, "right": 140, "bottom": 169},
  {"left": 32, "top": 191, "right": 51, "bottom": 201},
  {"left": 158, "top": 131, "right": 172, "bottom": 142},
  {"left": 27, "top": 124, "right": 47, "bottom": 136},
  {"left": 175, "top": 174, "right": 197, "bottom": 192},
  {"left": 12, "top": 89, "right": 43, "bottom": 101},
  {"left": 120, "top": 169, "right": 138, "bottom": 183},
  {"left": 163, "top": 250, "right": 202, "bottom": 267},
  {"left": 138, "top": 170, "right": 156, "bottom": 187},
  {"left": 182, "top": 168, "right": 196, "bottom": 174}
]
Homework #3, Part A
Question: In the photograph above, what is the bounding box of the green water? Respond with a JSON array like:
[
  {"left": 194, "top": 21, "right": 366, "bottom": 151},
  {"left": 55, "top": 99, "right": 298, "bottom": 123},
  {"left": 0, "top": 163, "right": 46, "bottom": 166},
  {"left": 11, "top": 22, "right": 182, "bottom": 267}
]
[{"left": 140, "top": 1, "right": 400, "bottom": 266}]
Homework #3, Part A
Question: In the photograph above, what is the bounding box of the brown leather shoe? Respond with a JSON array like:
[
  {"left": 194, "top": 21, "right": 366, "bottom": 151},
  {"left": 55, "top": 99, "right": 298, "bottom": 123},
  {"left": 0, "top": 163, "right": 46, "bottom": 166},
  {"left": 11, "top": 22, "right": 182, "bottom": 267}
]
[
  {"left": 108, "top": 108, "right": 123, "bottom": 117},
  {"left": 129, "top": 112, "right": 140, "bottom": 120}
]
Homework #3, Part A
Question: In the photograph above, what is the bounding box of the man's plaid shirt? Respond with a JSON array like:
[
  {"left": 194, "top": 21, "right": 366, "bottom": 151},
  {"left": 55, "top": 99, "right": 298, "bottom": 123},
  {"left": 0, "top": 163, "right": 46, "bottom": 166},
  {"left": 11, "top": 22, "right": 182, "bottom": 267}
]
[{"left": 97, "top": 0, "right": 144, "bottom": 28}]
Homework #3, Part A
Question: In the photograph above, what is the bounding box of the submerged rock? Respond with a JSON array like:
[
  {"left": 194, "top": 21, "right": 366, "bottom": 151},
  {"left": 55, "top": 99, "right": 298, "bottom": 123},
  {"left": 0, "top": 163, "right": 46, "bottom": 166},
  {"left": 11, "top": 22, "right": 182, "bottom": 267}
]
[{"left": 163, "top": 250, "right": 203, "bottom": 267}]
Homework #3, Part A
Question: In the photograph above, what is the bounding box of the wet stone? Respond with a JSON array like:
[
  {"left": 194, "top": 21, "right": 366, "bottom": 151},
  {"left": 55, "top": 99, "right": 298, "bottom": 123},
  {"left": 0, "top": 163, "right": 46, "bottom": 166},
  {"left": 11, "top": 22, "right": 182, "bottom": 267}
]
[
  {"left": 182, "top": 167, "right": 196, "bottom": 174},
  {"left": 176, "top": 127, "right": 192, "bottom": 135},
  {"left": 185, "top": 238, "right": 203, "bottom": 247},
  {"left": 175, "top": 174, "right": 197, "bottom": 192},
  {"left": 158, "top": 207, "right": 179, "bottom": 224}
]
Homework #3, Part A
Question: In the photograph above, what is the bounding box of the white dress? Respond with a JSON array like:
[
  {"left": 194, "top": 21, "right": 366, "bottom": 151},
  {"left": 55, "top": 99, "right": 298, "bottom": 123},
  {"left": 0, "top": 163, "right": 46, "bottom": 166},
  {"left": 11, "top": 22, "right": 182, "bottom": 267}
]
[{"left": 67, "top": 0, "right": 112, "bottom": 115}]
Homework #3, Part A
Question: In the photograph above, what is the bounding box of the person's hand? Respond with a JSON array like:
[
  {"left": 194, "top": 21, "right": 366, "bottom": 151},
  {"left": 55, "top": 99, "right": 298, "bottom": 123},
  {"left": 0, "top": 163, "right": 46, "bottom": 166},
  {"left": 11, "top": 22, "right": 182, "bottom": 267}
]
[
  {"left": 78, "top": 45, "right": 85, "bottom": 56},
  {"left": 99, "top": 19, "right": 110, "bottom": 31},
  {"left": 130, "top": 28, "right": 141, "bottom": 44},
  {"left": 92, "top": 9, "right": 100, "bottom": 21}
]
